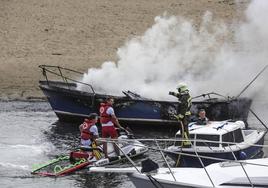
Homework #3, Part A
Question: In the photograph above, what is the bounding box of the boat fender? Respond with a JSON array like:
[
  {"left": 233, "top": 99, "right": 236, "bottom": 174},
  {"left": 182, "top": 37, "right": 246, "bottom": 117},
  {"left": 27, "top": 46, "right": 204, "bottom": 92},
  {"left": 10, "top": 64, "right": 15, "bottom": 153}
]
[
  {"left": 141, "top": 158, "right": 159, "bottom": 173},
  {"left": 239, "top": 151, "right": 247, "bottom": 160}
]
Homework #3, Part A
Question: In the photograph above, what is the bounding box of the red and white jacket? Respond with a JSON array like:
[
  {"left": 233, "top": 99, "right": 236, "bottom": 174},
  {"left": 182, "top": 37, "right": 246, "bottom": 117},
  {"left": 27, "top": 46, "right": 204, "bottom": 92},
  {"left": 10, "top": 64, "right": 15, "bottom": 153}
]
[
  {"left": 99, "top": 103, "right": 115, "bottom": 125},
  {"left": 80, "top": 119, "right": 95, "bottom": 140}
]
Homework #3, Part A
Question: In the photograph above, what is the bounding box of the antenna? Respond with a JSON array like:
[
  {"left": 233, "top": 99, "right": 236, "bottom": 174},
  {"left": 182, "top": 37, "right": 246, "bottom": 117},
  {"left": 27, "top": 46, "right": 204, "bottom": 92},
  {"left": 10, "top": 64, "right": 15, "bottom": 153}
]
[{"left": 236, "top": 64, "right": 268, "bottom": 98}]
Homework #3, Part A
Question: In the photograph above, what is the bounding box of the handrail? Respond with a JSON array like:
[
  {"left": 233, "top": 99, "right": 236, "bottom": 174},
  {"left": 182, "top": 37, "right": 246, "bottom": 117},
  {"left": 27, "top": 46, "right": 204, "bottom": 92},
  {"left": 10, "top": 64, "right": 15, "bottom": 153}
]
[
  {"left": 191, "top": 139, "right": 215, "bottom": 187},
  {"left": 155, "top": 140, "right": 177, "bottom": 182},
  {"left": 98, "top": 138, "right": 268, "bottom": 162},
  {"left": 192, "top": 92, "right": 231, "bottom": 100},
  {"left": 98, "top": 139, "right": 268, "bottom": 187},
  {"left": 132, "top": 137, "right": 268, "bottom": 148},
  {"left": 39, "top": 65, "right": 96, "bottom": 95},
  {"left": 39, "top": 65, "right": 84, "bottom": 75},
  {"left": 228, "top": 143, "right": 254, "bottom": 187},
  {"left": 99, "top": 138, "right": 268, "bottom": 188},
  {"left": 114, "top": 142, "right": 141, "bottom": 173}
]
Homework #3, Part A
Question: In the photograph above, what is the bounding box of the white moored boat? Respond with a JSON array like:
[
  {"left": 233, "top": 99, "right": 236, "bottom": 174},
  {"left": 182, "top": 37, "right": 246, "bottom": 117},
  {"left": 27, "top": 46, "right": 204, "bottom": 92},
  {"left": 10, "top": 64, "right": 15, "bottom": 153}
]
[
  {"left": 164, "top": 120, "right": 266, "bottom": 167},
  {"left": 90, "top": 157, "right": 268, "bottom": 188}
]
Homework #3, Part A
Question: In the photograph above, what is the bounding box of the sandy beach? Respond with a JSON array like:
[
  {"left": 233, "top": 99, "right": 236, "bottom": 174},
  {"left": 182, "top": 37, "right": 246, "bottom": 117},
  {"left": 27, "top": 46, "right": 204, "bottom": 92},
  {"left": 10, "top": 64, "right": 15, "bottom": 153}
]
[{"left": 0, "top": 0, "right": 249, "bottom": 100}]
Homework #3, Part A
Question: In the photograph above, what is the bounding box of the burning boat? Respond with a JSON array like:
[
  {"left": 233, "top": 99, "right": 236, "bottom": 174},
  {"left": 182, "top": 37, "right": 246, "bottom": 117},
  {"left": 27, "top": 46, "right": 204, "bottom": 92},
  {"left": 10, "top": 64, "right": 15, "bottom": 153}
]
[{"left": 38, "top": 65, "right": 252, "bottom": 126}]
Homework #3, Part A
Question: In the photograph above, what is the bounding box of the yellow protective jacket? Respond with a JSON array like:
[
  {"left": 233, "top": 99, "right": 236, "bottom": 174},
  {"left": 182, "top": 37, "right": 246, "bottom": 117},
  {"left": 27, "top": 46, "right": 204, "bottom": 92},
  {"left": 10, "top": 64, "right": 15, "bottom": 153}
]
[{"left": 171, "top": 92, "right": 192, "bottom": 118}]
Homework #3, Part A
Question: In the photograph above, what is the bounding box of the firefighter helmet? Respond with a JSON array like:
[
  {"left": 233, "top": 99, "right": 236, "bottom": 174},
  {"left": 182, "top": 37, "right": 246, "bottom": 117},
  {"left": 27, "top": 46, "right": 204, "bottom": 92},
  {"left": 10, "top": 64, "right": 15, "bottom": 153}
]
[{"left": 177, "top": 83, "right": 188, "bottom": 93}]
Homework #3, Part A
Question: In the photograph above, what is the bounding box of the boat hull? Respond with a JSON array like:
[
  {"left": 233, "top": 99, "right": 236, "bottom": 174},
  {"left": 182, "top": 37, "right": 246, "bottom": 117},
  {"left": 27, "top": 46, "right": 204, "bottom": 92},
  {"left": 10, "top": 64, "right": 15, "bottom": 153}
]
[
  {"left": 89, "top": 158, "right": 268, "bottom": 188},
  {"left": 40, "top": 81, "right": 252, "bottom": 126},
  {"left": 128, "top": 158, "right": 268, "bottom": 188},
  {"left": 129, "top": 175, "right": 192, "bottom": 188},
  {"left": 165, "top": 132, "right": 265, "bottom": 167}
]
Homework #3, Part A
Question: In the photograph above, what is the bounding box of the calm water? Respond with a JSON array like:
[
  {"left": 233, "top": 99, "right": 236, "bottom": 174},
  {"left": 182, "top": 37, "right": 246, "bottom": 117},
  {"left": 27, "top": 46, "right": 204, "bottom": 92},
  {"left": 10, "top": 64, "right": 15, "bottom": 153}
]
[{"left": 0, "top": 101, "right": 267, "bottom": 188}]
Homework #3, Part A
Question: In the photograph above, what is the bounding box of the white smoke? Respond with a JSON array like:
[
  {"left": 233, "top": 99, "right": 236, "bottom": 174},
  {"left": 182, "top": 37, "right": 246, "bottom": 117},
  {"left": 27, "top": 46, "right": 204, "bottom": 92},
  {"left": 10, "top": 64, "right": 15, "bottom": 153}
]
[{"left": 78, "top": 0, "right": 268, "bottom": 104}]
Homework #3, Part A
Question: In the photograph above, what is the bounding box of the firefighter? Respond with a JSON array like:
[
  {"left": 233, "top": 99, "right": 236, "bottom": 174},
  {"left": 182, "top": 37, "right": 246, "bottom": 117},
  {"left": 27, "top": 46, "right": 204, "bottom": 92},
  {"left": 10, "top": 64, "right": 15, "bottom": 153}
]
[{"left": 169, "top": 83, "right": 192, "bottom": 147}]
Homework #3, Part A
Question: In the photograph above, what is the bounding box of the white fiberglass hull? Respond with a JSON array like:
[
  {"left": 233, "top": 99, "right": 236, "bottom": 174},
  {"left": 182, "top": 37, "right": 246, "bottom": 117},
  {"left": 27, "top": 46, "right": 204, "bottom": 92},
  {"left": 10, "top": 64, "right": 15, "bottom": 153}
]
[
  {"left": 129, "top": 158, "right": 268, "bottom": 188},
  {"left": 90, "top": 158, "right": 268, "bottom": 188}
]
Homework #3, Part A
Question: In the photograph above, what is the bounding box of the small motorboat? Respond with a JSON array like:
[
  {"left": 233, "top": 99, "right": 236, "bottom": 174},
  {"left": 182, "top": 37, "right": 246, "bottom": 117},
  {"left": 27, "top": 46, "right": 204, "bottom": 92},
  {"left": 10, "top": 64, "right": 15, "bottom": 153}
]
[
  {"left": 31, "top": 130, "right": 148, "bottom": 176},
  {"left": 89, "top": 157, "right": 268, "bottom": 188},
  {"left": 164, "top": 120, "right": 266, "bottom": 167}
]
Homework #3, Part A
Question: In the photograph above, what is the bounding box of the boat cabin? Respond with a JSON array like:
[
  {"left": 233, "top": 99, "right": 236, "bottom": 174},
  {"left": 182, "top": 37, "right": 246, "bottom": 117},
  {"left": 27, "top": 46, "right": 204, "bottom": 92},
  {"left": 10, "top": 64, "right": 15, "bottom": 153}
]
[{"left": 175, "top": 121, "right": 246, "bottom": 148}]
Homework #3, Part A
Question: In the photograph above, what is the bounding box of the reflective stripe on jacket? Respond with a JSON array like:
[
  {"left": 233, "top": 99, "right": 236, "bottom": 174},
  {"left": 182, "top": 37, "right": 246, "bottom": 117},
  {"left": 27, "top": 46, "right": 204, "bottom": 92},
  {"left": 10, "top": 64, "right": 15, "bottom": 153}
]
[{"left": 177, "top": 92, "right": 192, "bottom": 117}]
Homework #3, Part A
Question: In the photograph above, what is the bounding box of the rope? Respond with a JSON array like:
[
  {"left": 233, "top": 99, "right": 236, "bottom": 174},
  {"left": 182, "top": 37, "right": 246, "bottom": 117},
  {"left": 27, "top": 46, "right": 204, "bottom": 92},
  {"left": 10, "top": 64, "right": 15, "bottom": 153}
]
[{"left": 175, "top": 121, "right": 185, "bottom": 167}]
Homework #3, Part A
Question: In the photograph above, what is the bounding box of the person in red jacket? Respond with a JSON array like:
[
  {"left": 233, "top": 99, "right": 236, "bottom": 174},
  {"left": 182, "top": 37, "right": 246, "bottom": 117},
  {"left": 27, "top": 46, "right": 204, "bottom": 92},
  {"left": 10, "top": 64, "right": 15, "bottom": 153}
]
[
  {"left": 99, "top": 97, "right": 124, "bottom": 158},
  {"left": 79, "top": 113, "right": 99, "bottom": 147}
]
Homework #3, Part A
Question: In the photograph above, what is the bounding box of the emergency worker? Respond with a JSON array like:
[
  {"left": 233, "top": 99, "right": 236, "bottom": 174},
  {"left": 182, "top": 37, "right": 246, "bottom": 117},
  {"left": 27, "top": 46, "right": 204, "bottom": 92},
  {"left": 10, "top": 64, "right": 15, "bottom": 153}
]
[
  {"left": 169, "top": 83, "right": 192, "bottom": 147},
  {"left": 99, "top": 97, "right": 124, "bottom": 158},
  {"left": 79, "top": 113, "right": 99, "bottom": 147}
]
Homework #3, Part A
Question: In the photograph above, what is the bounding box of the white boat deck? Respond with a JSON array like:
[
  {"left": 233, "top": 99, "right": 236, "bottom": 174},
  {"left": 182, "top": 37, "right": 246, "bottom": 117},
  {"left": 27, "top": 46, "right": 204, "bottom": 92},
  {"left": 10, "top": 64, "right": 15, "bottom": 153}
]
[
  {"left": 181, "top": 120, "right": 246, "bottom": 136},
  {"left": 90, "top": 158, "right": 268, "bottom": 187}
]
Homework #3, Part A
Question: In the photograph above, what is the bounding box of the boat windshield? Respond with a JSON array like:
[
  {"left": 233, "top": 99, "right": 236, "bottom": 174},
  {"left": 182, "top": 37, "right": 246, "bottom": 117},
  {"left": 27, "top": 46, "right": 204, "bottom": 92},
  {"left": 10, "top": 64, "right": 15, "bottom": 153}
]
[
  {"left": 196, "top": 134, "right": 220, "bottom": 147},
  {"left": 222, "top": 128, "right": 244, "bottom": 146}
]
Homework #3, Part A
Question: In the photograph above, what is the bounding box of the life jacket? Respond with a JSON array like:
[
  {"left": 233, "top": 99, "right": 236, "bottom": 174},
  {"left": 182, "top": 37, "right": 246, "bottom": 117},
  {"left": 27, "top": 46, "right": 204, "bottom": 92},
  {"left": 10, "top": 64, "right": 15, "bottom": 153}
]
[
  {"left": 80, "top": 119, "right": 95, "bottom": 140},
  {"left": 99, "top": 103, "right": 113, "bottom": 124}
]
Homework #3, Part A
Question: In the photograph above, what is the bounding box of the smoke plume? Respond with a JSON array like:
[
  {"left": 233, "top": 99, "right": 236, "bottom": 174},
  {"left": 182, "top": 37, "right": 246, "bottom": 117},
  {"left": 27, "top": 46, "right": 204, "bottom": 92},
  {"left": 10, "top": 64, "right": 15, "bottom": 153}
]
[{"left": 78, "top": 0, "right": 268, "bottom": 104}]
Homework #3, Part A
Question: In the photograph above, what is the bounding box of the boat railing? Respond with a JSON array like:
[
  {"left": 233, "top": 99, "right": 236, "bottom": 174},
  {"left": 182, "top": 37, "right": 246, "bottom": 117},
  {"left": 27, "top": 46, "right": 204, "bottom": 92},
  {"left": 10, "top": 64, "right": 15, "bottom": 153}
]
[
  {"left": 137, "top": 137, "right": 266, "bottom": 149},
  {"left": 226, "top": 143, "right": 254, "bottom": 186},
  {"left": 98, "top": 138, "right": 267, "bottom": 165},
  {"left": 97, "top": 137, "right": 268, "bottom": 187},
  {"left": 154, "top": 140, "right": 177, "bottom": 181},
  {"left": 192, "top": 92, "right": 232, "bottom": 101},
  {"left": 39, "top": 65, "right": 95, "bottom": 94}
]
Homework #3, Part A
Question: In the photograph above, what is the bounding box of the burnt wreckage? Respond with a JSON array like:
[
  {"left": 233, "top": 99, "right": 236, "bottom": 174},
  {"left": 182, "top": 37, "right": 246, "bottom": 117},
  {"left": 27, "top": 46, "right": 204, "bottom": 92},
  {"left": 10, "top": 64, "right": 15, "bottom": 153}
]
[{"left": 39, "top": 65, "right": 253, "bottom": 127}]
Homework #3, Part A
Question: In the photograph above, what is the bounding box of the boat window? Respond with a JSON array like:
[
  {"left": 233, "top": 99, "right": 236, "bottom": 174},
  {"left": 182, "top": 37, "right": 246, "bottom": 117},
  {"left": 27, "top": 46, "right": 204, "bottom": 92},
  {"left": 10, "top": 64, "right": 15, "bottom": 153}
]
[
  {"left": 222, "top": 129, "right": 244, "bottom": 146},
  {"left": 222, "top": 132, "right": 234, "bottom": 146},
  {"left": 233, "top": 128, "right": 244, "bottom": 143},
  {"left": 189, "top": 134, "right": 195, "bottom": 146},
  {"left": 196, "top": 134, "right": 219, "bottom": 147}
]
